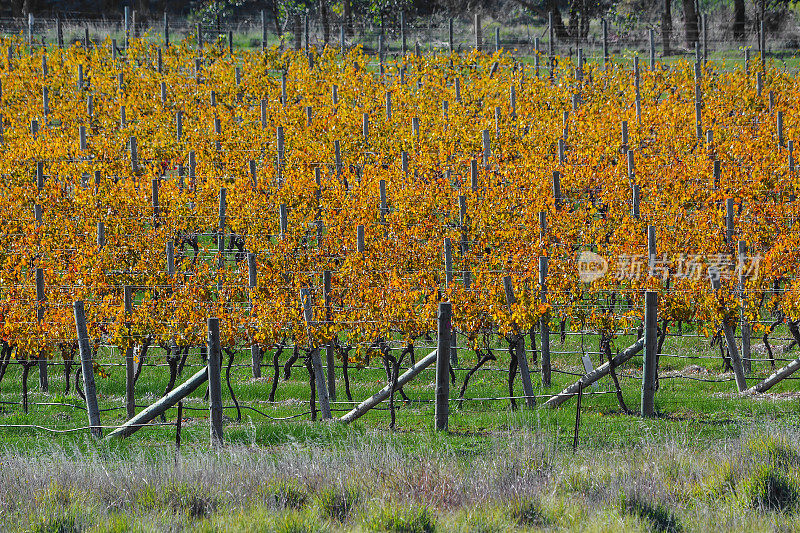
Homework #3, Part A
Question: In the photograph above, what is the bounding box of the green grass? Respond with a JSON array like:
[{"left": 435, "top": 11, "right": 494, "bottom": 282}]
[
  {"left": 0, "top": 323, "right": 799, "bottom": 530},
  {"left": 1, "top": 320, "right": 798, "bottom": 453}
]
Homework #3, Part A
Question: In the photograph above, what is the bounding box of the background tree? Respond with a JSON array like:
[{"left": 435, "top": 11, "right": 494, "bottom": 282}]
[
  {"left": 733, "top": 0, "right": 745, "bottom": 41},
  {"left": 683, "top": 0, "right": 699, "bottom": 47}
]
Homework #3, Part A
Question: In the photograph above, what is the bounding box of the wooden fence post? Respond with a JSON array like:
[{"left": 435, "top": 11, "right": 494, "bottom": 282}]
[
  {"left": 208, "top": 318, "right": 223, "bottom": 446},
  {"left": 400, "top": 12, "right": 407, "bottom": 55},
  {"left": 261, "top": 10, "right": 268, "bottom": 48},
  {"left": 474, "top": 14, "right": 482, "bottom": 52},
  {"left": 36, "top": 268, "right": 47, "bottom": 392},
  {"left": 435, "top": 302, "right": 451, "bottom": 430},
  {"left": 323, "top": 270, "right": 336, "bottom": 401},
  {"left": 164, "top": 12, "right": 169, "bottom": 46},
  {"left": 739, "top": 241, "right": 752, "bottom": 374},
  {"left": 124, "top": 286, "right": 135, "bottom": 419},
  {"left": 539, "top": 256, "right": 551, "bottom": 387},
  {"left": 74, "top": 301, "right": 102, "bottom": 438},
  {"left": 248, "top": 253, "right": 261, "bottom": 378},
  {"left": 448, "top": 17, "right": 454, "bottom": 53},
  {"left": 641, "top": 291, "right": 658, "bottom": 417}
]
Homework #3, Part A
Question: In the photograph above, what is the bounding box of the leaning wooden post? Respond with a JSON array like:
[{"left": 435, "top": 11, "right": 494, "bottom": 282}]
[
  {"left": 435, "top": 302, "right": 452, "bottom": 431},
  {"left": 301, "top": 288, "right": 332, "bottom": 419},
  {"left": 106, "top": 366, "right": 209, "bottom": 439},
  {"left": 641, "top": 291, "right": 658, "bottom": 417},
  {"left": 74, "top": 301, "right": 102, "bottom": 438},
  {"left": 36, "top": 268, "right": 47, "bottom": 392},
  {"left": 503, "top": 276, "right": 537, "bottom": 408},
  {"left": 124, "top": 286, "right": 135, "bottom": 419},
  {"left": 602, "top": 19, "right": 609, "bottom": 70},
  {"left": 710, "top": 276, "right": 747, "bottom": 391},
  {"left": 539, "top": 256, "right": 551, "bottom": 387},
  {"left": 248, "top": 253, "right": 261, "bottom": 378},
  {"left": 208, "top": 317, "right": 223, "bottom": 446}
]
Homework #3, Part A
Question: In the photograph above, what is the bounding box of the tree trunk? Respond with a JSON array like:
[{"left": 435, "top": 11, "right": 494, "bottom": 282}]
[
  {"left": 270, "top": 0, "right": 282, "bottom": 38},
  {"left": 548, "top": 0, "right": 568, "bottom": 40},
  {"left": 320, "top": 0, "right": 330, "bottom": 44},
  {"left": 343, "top": 0, "right": 352, "bottom": 37},
  {"left": 733, "top": 0, "right": 746, "bottom": 42},
  {"left": 293, "top": 14, "right": 301, "bottom": 50},
  {"left": 662, "top": 0, "right": 672, "bottom": 56},
  {"left": 683, "top": 0, "right": 699, "bottom": 47},
  {"left": 568, "top": 0, "right": 579, "bottom": 46},
  {"left": 22, "top": 0, "right": 37, "bottom": 16}
]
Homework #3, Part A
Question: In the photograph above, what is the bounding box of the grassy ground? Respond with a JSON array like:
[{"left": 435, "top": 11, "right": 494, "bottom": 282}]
[{"left": 1, "top": 325, "right": 800, "bottom": 530}]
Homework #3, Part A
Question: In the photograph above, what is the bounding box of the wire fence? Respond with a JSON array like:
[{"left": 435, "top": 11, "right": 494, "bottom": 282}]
[
  {"left": 0, "top": 26, "right": 798, "bottom": 441},
  {"left": 0, "top": 12, "right": 795, "bottom": 64}
]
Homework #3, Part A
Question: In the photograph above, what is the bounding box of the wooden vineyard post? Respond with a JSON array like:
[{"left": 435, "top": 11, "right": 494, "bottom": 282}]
[
  {"left": 164, "top": 12, "right": 169, "bottom": 46},
  {"left": 725, "top": 198, "right": 735, "bottom": 245},
  {"left": 710, "top": 276, "right": 747, "bottom": 391},
  {"left": 129, "top": 136, "right": 138, "bottom": 174},
  {"left": 443, "top": 238, "right": 457, "bottom": 367},
  {"left": 176, "top": 111, "right": 183, "bottom": 141},
  {"left": 73, "top": 301, "right": 102, "bottom": 438},
  {"left": 356, "top": 225, "right": 365, "bottom": 253},
  {"left": 435, "top": 302, "right": 452, "bottom": 431},
  {"left": 36, "top": 267, "right": 47, "bottom": 392},
  {"left": 448, "top": 17, "right": 454, "bottom": 53},
  {"left": 470, "top": 160, "right": 478, "bottom": 192},
  {"left": 648, "top": 225, "right": 657, "bottom": 274},
  {"left": 444, "top": 238, "right": 454, "bottom": 288},
  {"left": 739, "top": 241, "right": 752, "bottom": 374},
  {"left": 323, "top": 270, "right": 336, "bottom": 401},
  {"left": 124, "top": 286, "right": 135, "bottom": 419},
  {"left": 548, "top": 12, "right": 554, "bottom": 75},
  {"left": 57, "top": 15, "right": 63, "bottom": 48},
  {"left": 208, "top": 317, "right": 223, "bottom": 446},
  {"left": 474, "top": 14, "right": 482, "bottom": 52},
  {"left": 124, "top": 6, "right": 130, "bottom": 48},
  {"left": 552, "top": 171, "right": 562, "bottom": 210},
  {"left": 400, "top": 12, "right": 407, "bottom": 55},
  {"left": 248, "top": 253, "right": 261, "bottom": 379},
  {"left": 301, "top": 288, "right": 332, "bottom": 420},
  {"left": 261, "top": 10, "right": 268, "bottom": 49},
  {"left": 641, "top": 291, "right": 658, "bottom": 417},
  {"left": 503, "top": 276, "right": 536, "bottom": 409},
  {"left": 540, "top": 256, "right": 551, "bottom": 387}
]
